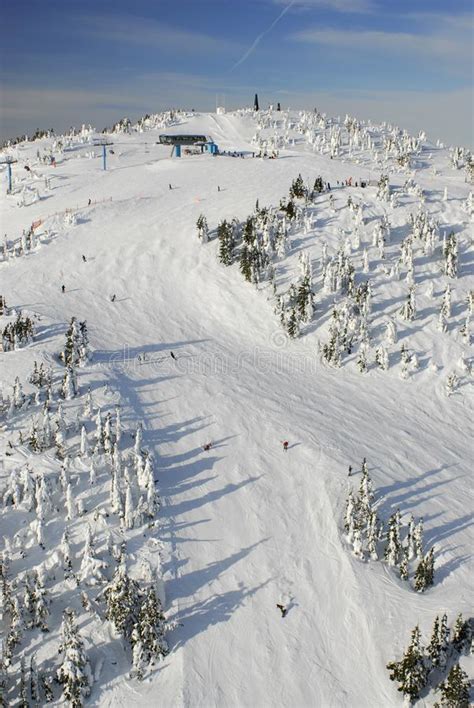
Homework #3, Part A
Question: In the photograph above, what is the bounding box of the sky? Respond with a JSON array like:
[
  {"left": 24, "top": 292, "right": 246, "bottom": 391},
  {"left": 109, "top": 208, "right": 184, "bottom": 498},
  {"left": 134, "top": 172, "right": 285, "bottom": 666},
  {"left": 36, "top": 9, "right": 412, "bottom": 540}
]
[{"left": 1, "top": 0, "right": 473, "bottom": 146}]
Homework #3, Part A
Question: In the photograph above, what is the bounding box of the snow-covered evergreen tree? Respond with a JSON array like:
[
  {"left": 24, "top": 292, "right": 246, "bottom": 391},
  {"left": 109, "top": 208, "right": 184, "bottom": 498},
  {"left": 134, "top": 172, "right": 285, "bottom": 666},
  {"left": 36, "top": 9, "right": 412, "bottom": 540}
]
[
  {"left": 196, "top": 214, "right": 209, "bottom": 243},
  {"left": 384, "top": 511, "right": 402, "bottom": 567},
  {"left": 61, "top": 528, "right": 73, "bottom": 576},
  {"left": 134, "top": 423, "right": 143, "bottom": 456},
  {"left": 57, "top": 608, "right": 92, "bottom": 707},
  {"left": 286, "top": 308, "right": 299, "bottom": 338},
  {"left": 217, "top": 220, "right": 235, "bottom": 266},
  {"left": 413, "top": 517, "right": 424, "bottom": 560},
  {"left": 427, "top": 615, "right": 442, "bottom": 668},
  {"left": 131, "top": 587, "right": 169, "bottom": 679},
  {"left": 435, "top": 663, "right": 470, "bottom": 708},
  {"left": 29, "top": 653, "right": 39, "bottom": 703},
  {"left": 104, "top": 561, "right": 141, "bottom": 640},
  {"left": 386, "top": 625, "right": 428, "bottom": 703},
  {"left": 451, "top": 613, "right": 471, "bottom": 655},
  {"left": 79, "top": 526, "right": 107, "bottom": 585},
  {"left": 445, "top": 372, "right": 459, "bottom": 396},
  {"left": 400, "top": 285, "right": 416, "bottom": 321},
  {"left": 80, "top": 426, "right": 88, "bottom": 457},
  {"left": 437, "top": 613, "right": 450, "bottom": 671},
  {"left": 65, "top": 483, "right": 75, "bottom": 521},
  {"left": 414, "top": 553, "right": 432, "bottom": 592},
  {"left": 443, "top": 232, "right": 458, "bottom": 278}
]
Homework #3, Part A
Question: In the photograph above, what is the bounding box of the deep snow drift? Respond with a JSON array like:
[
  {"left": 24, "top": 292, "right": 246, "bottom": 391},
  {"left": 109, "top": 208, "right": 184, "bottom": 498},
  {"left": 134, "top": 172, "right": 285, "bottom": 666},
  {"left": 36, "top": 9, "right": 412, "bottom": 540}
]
[{"left": 0, "top": 108, "right": 473, "bottom": 707}]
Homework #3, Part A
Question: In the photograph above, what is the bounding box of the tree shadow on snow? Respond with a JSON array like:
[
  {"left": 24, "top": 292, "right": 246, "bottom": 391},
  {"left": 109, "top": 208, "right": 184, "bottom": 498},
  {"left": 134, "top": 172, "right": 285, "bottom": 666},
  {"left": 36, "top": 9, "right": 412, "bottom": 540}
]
[
  {"left": 167, "top": 540, "right": 269, "bottom": 604},
  {"left": 423, "top": 512, "right": 474, "bottom": 548},
  {"left": 171, "top": 576, "right": 272, "bottom": 650},
  {"left": 378, "top": 464, "right": 459, "bottom": 512}
]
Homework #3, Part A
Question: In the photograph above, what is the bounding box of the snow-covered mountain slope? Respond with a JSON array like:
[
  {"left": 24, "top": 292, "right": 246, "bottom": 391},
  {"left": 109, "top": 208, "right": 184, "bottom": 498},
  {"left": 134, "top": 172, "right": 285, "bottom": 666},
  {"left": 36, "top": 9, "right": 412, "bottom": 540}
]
[{"left": 0, "top": 109, "right": 473, "bottom": 707}]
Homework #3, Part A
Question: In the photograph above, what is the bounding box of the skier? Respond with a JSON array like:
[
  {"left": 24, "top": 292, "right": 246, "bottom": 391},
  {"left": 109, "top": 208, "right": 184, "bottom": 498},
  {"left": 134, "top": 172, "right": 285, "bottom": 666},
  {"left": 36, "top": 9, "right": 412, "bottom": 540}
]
[
  {"left": 169, "top": 184, "right": 172, "bottom": 190},
  {"left": 203, "top": 442, "right": 212, "bottom": 452},
  {"left": 276, "top": 603, "right": 288, "bottom": 618},
  {"left": 61, "top": 285, "right": 66, "bottom": 294},
  {"left": 218, "top": 185, "right": 221, "bottom": 192},
  {"left": 111, "top": 294, "right": 116, "bottom": 302},
  {"left": 82, "top": 255, "right": 87, "bottom": 262},
  {"left": 282, "top": 441, "right": 289, "bottom": 452},
  {"left": 88, "top": 199, "right": 91, "bottom": 206},
  {"left": 348, "top": 465, "right": 352, "bottom": 477},
  {"left": 170, "top": 351, "right": 177, "bottom": 361}
]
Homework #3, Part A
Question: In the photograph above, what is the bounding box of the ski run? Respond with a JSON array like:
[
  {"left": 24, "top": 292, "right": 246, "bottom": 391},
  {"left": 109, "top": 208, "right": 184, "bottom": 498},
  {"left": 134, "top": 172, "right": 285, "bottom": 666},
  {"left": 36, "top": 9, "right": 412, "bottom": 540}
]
[{"left": 0, "top": 107, "right": 473, "bottom": 707}]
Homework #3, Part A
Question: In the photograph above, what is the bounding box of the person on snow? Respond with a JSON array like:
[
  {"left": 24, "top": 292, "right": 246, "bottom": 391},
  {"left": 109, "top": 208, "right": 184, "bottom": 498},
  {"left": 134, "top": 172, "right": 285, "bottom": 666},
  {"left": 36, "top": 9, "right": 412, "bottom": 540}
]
[
  {"left": 61, "top": 284, "right": 66, "bottom": 293},
  {"left": 282, "top": 441, "right": 289, "bottom": 452},
  {"left": 276, "top": 603, "right": 288, "bottom": 618},
  {"left": 203, "top": 442, "right": 212, "bottom": 452},
  {"left": 82, "top": 255, "right": 87, "bottom": 262},
  {"left": 170, "top": 351, "right": 177, "bottom": 361}
]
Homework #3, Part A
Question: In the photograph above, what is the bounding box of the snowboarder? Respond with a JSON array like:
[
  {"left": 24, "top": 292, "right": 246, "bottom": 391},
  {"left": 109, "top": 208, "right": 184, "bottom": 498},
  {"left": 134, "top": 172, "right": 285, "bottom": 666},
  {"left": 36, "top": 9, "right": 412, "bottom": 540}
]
[
  {"left": 170, "top": 351, "right": 177, "bottom": 361},
  {"left": 111, "top": 294, "right": 116, "bottom": 302},
  {"left": 61, "top": 285, "right": 66, "bottom": 294},
  {"left": 276, "top": 603, "right": 288, "bottom": 618},
  {"left": 203, "top": 442, "right": 212, "bottom": 452},
  {"left": 282, "top": 441, "right": 289, "bottom": 452}
]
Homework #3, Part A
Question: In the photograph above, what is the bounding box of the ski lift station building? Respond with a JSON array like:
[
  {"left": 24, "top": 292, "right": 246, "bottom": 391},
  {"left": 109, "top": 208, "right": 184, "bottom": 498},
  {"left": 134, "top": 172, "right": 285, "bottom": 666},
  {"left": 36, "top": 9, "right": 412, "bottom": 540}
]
[{"left": 158, "top": 134, "right": 218, "bottom": 157}]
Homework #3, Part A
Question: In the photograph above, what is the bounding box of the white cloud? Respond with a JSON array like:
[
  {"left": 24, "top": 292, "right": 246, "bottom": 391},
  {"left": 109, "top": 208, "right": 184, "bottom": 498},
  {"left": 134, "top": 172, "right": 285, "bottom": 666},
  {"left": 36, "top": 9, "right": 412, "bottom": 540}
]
[
  {"left": 271, "top": 0, "right": 375, "bottom": 13},
  {"left": 292, "top": 27, "right": 470, "bottom": 60},
  {"left": 79, "top": 14, "right": 243, "bottom": 56}
]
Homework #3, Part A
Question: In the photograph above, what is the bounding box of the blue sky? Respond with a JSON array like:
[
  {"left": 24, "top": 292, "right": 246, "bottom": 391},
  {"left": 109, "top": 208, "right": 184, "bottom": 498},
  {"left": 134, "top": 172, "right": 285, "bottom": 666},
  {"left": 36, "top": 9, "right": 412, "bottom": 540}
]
[{"left": 1, "top": 0, "right": 473, "bottom": 145}]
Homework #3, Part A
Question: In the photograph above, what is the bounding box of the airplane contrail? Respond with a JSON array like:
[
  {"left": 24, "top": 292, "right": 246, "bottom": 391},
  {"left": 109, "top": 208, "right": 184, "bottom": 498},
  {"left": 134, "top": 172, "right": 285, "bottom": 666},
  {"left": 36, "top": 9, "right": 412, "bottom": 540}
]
[{"left": 230, "top": 0, "right": 296, "bottom": 71}]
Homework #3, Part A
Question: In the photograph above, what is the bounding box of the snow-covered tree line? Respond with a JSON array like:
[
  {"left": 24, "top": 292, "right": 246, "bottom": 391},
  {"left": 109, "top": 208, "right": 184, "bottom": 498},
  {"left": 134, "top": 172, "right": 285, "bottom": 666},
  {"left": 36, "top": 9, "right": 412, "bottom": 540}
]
[
  {"left": 195, "top": 160, "right": 471, "bottom": 384},
  {"left": 1, "top": 313, "right": 35, "bottom": 352},
  {"left": 252, "top": 107, "right": 433, "bottom": 173},
  {"left": 0, "top": 317, "right": 91, "bottom": 449},
  {"left": 386, "top": 613, "right": 473, "bottom": 705},
  {"left": 0, "top": 226, "right": 40, "bottom": 262},
  {"left": 197, "top": 173, "right": 326, "bottom": 338},
  {"left": 343, "top": 459, "right": 436, "bottom": 592},
  {"left": 0, "top": 319, "right": 172, "bottom": 704}
]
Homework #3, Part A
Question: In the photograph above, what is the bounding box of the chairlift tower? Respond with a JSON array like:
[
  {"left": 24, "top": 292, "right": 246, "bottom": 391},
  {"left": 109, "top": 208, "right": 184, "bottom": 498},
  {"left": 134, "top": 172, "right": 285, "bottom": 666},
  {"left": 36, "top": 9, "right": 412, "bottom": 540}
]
[
  {"left": 94, "top": 139, "right": 114, "bottom": 171},
  {"left": 0, "top": 156, "right": 17, "bottom": 193}
]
